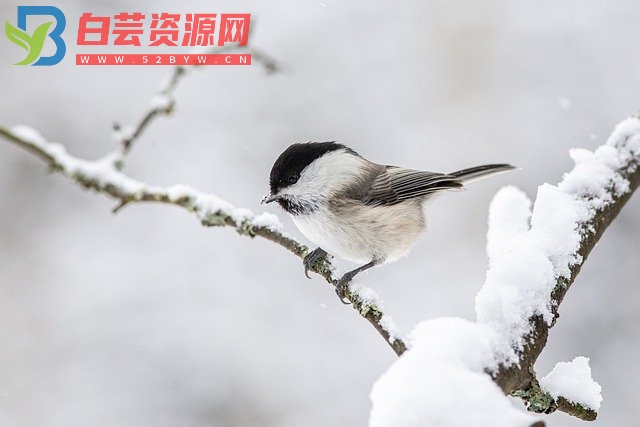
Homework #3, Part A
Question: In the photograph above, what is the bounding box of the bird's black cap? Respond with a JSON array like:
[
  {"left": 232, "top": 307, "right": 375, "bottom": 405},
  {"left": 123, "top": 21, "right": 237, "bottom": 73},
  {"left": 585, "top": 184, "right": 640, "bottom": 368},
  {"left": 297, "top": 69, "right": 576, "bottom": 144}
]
[{"left": 269, "top": 141, "right": 355, "bottom": 194}]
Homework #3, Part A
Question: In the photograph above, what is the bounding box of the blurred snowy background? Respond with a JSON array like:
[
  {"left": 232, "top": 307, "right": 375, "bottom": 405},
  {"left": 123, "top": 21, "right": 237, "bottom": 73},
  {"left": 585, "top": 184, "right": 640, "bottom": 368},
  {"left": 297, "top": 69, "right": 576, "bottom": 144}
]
[{"left": 1, "top": 0, "right": 639, "bottom": 426}]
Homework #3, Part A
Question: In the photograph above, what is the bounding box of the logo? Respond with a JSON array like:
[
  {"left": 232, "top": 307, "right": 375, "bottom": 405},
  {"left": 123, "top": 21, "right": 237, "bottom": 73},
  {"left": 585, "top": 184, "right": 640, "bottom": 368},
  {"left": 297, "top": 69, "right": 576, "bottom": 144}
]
[
  {"left": 5, "top": 6, "right": 66, "bottom": 66},
  {"left": 4, "top": 8, "right": 251, "bottom": 66},
  {"left": 74, "top": 12, "right": 251, "bottom": 66}
]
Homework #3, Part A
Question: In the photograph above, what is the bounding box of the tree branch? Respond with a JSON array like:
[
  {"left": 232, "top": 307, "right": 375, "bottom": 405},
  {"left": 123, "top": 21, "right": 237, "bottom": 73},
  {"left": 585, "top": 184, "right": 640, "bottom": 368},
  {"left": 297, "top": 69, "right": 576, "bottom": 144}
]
[
  {"left": 4, "top": 41, "right": 637, "bottom": 422},
  {"left": 0, "top": 52, "right": 405, "bottom": 357},
  {"left": 111, "top": 45, "right": 279, "bottom": 164},
  {"left": 0, "top": 123, "right": 405, "bottom": 355},
  {"left": 492, "top": 117, "right": 640, "bottom": 420},
  {"left": 369, "top": 118, "right": 638, "bottom": 426},
  {"left": 4, "top": 114, "right": 638, "bottom": 415}
]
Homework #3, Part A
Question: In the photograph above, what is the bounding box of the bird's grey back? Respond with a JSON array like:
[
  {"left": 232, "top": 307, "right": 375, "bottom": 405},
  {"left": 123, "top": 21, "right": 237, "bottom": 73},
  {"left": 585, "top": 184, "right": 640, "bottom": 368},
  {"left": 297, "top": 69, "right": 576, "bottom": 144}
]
[{"left": 340, "top": 163, "right": 514, "bottom": 207}]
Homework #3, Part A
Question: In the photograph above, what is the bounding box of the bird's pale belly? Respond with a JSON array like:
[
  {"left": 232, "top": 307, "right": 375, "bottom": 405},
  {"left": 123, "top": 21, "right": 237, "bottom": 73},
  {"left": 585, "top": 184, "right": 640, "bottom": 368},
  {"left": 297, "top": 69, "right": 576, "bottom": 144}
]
[{"left": 291, "top": 200, "right": 425, "bottom": 264}]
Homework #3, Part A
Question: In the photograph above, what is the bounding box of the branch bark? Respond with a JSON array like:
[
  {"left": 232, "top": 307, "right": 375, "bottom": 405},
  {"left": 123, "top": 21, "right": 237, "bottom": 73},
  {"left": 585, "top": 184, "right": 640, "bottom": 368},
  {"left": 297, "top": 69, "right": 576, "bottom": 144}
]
[
  {"left": 0, "top": 77, "right": 405, "bottom": 356},
  {"left": 493, "top": 119, "right": 640, "bottom": 420},
  {"left": 2, "top": 52, "right": 638, "bottom": 421}
]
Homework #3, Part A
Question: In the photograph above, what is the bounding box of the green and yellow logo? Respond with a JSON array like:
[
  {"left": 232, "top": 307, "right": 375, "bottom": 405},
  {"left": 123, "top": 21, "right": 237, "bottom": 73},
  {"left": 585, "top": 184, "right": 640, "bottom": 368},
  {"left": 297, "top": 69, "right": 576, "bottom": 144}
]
[{"left": 5, "top": 6, "right": 66, "bottom": 66}]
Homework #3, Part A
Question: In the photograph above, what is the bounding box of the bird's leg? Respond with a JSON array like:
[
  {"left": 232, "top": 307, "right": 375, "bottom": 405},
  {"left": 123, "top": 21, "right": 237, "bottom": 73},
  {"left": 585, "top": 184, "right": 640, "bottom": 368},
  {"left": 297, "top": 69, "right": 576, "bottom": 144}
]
[
  {"left": 303, "top": 247, "right": 329, "bottom": 279},
  {"left": 335, "top": 260, "right": 377, "bottom": 304}
]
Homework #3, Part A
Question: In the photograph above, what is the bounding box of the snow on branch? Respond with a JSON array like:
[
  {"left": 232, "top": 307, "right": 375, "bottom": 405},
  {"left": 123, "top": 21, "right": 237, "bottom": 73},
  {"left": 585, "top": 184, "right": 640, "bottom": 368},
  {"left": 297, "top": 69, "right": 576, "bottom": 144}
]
[
  {"left": 490, "top": 117, "right": 640, "bottom": 417},
  {"left": 371, "top": 116, "right": 640, "bottom": 426},
  {"left": 3, "top": 39, "right": 639, "bottom": 424},
  {"left": 0, "top": 57, "right": 406, "bottom": 358},
  {"left": 540, "top": 356, "right": 602, "bottom": 413}
]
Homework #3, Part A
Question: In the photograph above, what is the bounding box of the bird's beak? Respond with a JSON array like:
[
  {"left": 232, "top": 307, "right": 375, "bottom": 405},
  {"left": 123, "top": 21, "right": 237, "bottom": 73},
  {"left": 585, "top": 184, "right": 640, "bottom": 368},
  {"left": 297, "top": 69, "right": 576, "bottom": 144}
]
[{"left": 261, "top": 193, "right": 280, "bottom": 204}]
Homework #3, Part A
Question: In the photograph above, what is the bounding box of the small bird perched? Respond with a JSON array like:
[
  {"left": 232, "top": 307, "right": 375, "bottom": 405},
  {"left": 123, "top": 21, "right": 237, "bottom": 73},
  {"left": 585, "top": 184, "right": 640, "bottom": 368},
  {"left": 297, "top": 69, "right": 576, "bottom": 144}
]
[{"left": 262, "top": 142, "right": 514, "bottom": 303}]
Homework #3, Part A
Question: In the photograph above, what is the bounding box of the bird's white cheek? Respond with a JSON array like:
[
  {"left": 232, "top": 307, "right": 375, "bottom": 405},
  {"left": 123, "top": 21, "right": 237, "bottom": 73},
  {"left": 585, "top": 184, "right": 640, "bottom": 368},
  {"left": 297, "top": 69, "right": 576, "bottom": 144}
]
[
  {"left": 280, "top": 176, "right": 321, "bottom": 200},
  {"left": 287, "top": 150, "right": 366, "bottom": 198}
]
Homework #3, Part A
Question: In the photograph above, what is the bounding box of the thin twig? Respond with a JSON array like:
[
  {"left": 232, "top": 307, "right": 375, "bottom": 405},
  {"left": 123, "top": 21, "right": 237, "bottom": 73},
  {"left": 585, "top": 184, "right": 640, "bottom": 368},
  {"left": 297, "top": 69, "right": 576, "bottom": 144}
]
[
  {"left": 3, "top": 51, "right": 639, "bottom": 421},
  {"left": 112, "top": 45, "right": 279, "bottom": 164},
  {"left": 0, "top": 124, "right": 406, "bottom": 356}
]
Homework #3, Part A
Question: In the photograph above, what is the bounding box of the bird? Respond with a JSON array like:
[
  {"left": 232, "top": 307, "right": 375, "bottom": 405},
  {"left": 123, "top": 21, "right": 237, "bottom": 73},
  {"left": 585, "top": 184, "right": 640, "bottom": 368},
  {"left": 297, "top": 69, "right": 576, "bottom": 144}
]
[{"left": 262, "top": 141, "right": 514, "bottom": 303}]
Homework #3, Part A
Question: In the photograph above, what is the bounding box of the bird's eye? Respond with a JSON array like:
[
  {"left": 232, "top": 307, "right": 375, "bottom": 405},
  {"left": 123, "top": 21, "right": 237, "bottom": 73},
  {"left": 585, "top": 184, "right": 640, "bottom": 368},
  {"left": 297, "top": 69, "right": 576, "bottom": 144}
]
[{"left": 288, "top": 174, "right": 299, "bottom": 184}]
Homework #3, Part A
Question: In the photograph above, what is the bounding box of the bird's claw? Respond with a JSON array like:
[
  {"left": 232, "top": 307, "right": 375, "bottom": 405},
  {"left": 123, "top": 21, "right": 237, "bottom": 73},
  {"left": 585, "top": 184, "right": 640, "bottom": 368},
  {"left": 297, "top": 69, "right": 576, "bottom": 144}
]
[
  {"left": 303, "top": 248, "right": 357, "bottom": 304},
  {"left": 335, "top": 274, "right": 354, "bottom": 305},
  {"left": 303, "top": 248, "right": 328, "bottom": 279}
]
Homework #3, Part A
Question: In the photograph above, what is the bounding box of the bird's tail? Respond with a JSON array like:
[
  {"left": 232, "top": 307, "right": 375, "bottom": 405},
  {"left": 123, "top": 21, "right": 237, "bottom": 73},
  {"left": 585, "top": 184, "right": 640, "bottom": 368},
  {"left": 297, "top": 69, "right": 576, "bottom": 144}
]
[{"left": 449, "top": 164, "right": 516, "bottom": 184}]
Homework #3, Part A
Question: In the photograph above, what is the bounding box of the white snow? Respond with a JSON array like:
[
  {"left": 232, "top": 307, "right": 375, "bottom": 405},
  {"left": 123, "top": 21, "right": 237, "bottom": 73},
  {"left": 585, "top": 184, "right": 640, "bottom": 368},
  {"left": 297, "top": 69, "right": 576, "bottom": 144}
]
[
  {"left": 7, "top": 125, "right": 286, "bottom": 233},
  {"left": 476, "top": 116, "right": 639, "bottom": 365},
  {"left": 11, "top": 124, "right": 48, "bottom": 145},
  {"left": 150, "top": 94, "right": 173, "bottom": 111},
  {"left": 165, "top": 184, "right": 196, "bottom": 202},
  {"left": 12, "top": 114, "right": 640, "bottom": 426},
  {"left": 540, "top": 356, "right": 602, "bottom": 411},
  {"left": 251, "top": 212, "right": 284, "bottom": 231},
  {"left": 530, "top": 183, "right": 588, "bottom": 278},
  {"left": 370, "top": 318, "right": 539, "bottom": 427},
  {"left": 348, "top": 282, "right": 401, "bottom": 343},
  {"left": 230, "top": 208, "right": 255, "bottom": 224},
  {"left": 378, "top": 314, "right": 401, "bottom": 345},
  {"left": 350, "top": 282, "right": 383, "bottom": 308},
  {"left": 485, "top": 185, "right": 531, "bottom": 262},
  {"left": 371, "top": 116, "right": 640, "bottom": 425},
  {"left": 560, "top": 146, "right": 629, "bottom": 208},
  {"left": 193, "top": 193, "right": 235, "bottom": 217},
  {"left": 476, "top": 184, "right": 582, "bottom": 360},
  {"left": 607, "top": 116, "right": 640, "bottom": 159}
]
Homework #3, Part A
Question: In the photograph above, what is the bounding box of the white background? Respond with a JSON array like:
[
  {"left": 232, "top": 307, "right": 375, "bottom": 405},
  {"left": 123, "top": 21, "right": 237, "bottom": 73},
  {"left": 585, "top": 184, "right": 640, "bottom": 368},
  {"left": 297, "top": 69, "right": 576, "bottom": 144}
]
[{"left": 1, "top": 1, "right": 638, "bottom": 426}]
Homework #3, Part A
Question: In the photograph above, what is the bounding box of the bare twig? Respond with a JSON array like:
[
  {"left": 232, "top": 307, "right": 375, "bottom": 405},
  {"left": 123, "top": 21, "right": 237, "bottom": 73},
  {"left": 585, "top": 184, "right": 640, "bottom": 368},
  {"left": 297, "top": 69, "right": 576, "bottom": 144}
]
[
  {"left": 112, "top": 45, "right": 279, "bottom": 163},
  {"left": 3, "top": 39, "right": 638, "bottom": 421},
  {"left": 3, "top": 113, "right": 638, "bottom": 418},
  {"left": 0, "top": 123, "right": 406, "bottom": 356},
  {"left": 1, "top": 39, "right": 399, "bottom": 355}
]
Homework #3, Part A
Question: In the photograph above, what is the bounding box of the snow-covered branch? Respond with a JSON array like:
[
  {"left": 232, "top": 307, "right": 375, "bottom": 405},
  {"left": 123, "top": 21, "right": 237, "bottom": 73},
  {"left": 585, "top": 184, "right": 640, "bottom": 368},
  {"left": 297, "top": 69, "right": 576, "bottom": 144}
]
[
  {"left": 486, "top": 117, "right": 640, "bottom": 419},
  {"left": 3, "top": 39, "right": 638, "bottom": 424},
  {"left": 371, "top": 116, "right": 640, "bottom": 426},
  {"left": 0, "top": 55, "right": 406, "bottom": 358}
]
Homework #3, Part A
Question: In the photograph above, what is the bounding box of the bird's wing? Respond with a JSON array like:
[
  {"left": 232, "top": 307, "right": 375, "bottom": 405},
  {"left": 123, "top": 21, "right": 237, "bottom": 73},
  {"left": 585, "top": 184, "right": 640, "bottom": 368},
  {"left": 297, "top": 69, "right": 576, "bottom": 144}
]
[{"left": 361, "top": 166, "right": 462, "bottom": 206}]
